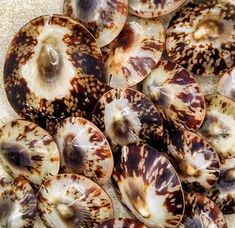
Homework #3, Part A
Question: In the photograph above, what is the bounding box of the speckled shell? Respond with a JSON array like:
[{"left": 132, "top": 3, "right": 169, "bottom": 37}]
[
  {"left": 92, "top": 88, "right": 163, "bottom": 152},
  {"left": 166, "top": 1, "right": 235, "bottom": 77},
  {"left": 37, "top": 174, "right": 114, "bottom": 228},
  {"left": 164, "top": 130, "right": 220, "bottom": 190},
  {"left": 178, "top": 193, "right": 227, "bottom": 228},
  {"left": 198, "top": 94, "right": 235, "bottom": 163},
  {"left": 0, "top": 177, "right": 37, "bottom": 228},
  {"left": 4, "top": 14, "right": 107, "bottom": 131},
  {"left": 63, "top": 0, "right": 128, "bottom": 47},
  {"left": 128, "top": 0, "right": 187, "bottom": 18},
  {"left": 0, "top": 119, "right": 60, "bottom": 187},
  {"left": 142, "top": 61, "right": 206, "bottom": 131},
  {"left": 217, "top": 67, "right": 235, "bottom": 101},
  {"left": 97, "top": 218, "right": 147, "bottom": 228},
  {"left": 113, "top": 143, "right": 185, "bottom": 227},
  {"left": 54, "top": 117, "right": 113, "bottom": 185},
  {"left": 104, "top": 15, "right": 165, "bottom": 88}
]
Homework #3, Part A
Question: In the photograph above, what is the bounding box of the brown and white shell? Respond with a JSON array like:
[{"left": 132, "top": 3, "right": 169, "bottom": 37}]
[
  {"left": 178, "top": 193, "right": 227, "bottom": 228},
  {"left": 113, "top": 143, "right": 185, "bottom": 227},
  {"left": 54, "top": 117, "right": 113, "bottom": 185},
  {"left": 92, "top": 88, "right": 163, "bottom": 152},
  {"left": 198, "top": 94, "right": 235, "bottom": 163},
  {"left": 0, "top": 177, "right": 37, "bottom": 228},
  {"left": 217, "top": 67, "right": 235, "bottom": 101},
  {"left": 63, "top": 0, "right": 128, "bottom": 47},
  {"left": 4, "top": 14, "right": 107, "bottom": 131},
  {"left": 166, "top": 1, "right": 235, "bottom": 77},
  {"left": 141, "top": 61, "right": 206, "bottom": 131},
  {"left": 104, "top": 15, "right": 165, "bottom": 88},
  {"left": 37, "top": 174, "right": 114, "bottom": 227},
  {"left": 164, "top": 130, "right": 220, "bottom": 190},
  {"left": 97, "top": 218, "right": 147, "bottom": 228},
  {"left": 128, "top": 0, "right": 187, "bottom": 18},
  {"left": 0, "top": 119, "right": 60, "bottom": 187}
]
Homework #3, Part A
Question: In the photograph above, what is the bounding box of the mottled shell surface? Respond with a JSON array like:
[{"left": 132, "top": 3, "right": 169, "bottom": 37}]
[
  {"left": 166, "top": 1, "right": 235, "bottom": 76},
  {"left": 142, "top": 61, "right": 205, "bottom": 131},
  {"left": 0, "top": 177, "right": 37, "bottom": 228},
  {"left": 178, "top": 193, "right": 227, "bottom": 228},
  {"left": 198, "top": 94, "right": 235, "bottom": 162},
  {"left": 128, "top": 0, "right": 187, "bottom": 18},
  {"left": 4, "top": 14, "right": 107, "bottom": 131},
  {"left": 37, "top": 174, "right": 114, "bottom": 228},
  {"left": 63, "top": 0, "right": 128, "bottom": 47},
  {"left": 92, "top": 88, "right": 163, "bottom": 152},
  {"left": 54, "top": 117, "right": 114, "bottom": 185},
  {"left": 113, "top": 143, "right": 185, "bottom": 227},
  {"left": 217, "top": 67, "right": 235, "bottom": 101},
  {"left": 97, "top": 218, "right": 147, "bottom": 228},
  {"left": 0, "top": 119, "right": 60, "bottom": 187},
  {"left": 104, "top": 15, "right": 165, "bottom": 88},
  {"left": 164, "top": 130, "right": 220, "bottom": 190}
]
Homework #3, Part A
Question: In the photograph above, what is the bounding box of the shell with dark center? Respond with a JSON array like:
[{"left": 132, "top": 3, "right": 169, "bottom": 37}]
[
  {"left": 54, "top": 117, "right": 114, "bottom": 185},
  {"left": 0, "top": 177, "right": 37, "bottom": 228},
  {"left": 37, "top": 174, "right": 114, "bottom": 228},
  {"left": 4, "top": 14, "right": 107, "bottom": 131},
  {"left": 0, "top": 119, "right": 60, "bottom": 188},
  {"left": 128, "top": 0, "right": 187, "bottom": 18},
  {"left": 217, "top": 67, "right": 235, "bottom": 101},
  {"left": 97, "top": 218, "right": 147, "bottom": 228},
  {"left": 141, "top": 61, "right": 206, "bottom": 131},
  {"left": 104, "top": 15, "right": 165, "bottom": 88},
  {"left": 63, "top": 0, "right": 128, "bottom": 47},
  {"left": 166, "top": 1, "right": 235, "bottom": 76},
  {"left": 113, "top": 143, "right": 185, "bottom": 227},
  {"left": 178, "top": 193, "right": 227, "bottom": 228},
  {"left": 92, "top": 88, "right": 163, "bottom": 152},
  {"left": 198, "top": 94, "right": 235, "bottom": 163},
  {"left": 164, "top": 130, "right": 220, "bottom": 190}
]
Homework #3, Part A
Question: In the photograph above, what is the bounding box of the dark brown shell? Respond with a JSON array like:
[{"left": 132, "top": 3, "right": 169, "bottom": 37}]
[
  {"left": 63, "top": 0, "right": 128, "bottom": 47},
  {"left": 113, "top": 143, "right": 185, "bottom": 227},
  {"left": 54, "top": 117, "right": 114, "bottom": 185},
  {"left": 4, "top": 14, "right": 107, "bottom": 131},
  {"left": 166, "top": 1, "right": 235, "bottom": 76},
  {"left": 37, "top": 174, "right": 114, "bottom": 228},
  {"left": 97, "top": 218, "right": 147, "bottom": 228},
  {"left": 178, "top": 193, "right": 227, "bottom": 228},
  {"left": 91, "top": 88, "right": 163, "bottom": 152},
  {"left": 141, "top": 61, "right": 206, "bottom": 131}
]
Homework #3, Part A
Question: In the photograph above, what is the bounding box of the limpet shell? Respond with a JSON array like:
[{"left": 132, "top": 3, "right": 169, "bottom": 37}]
[
  {"left": 37, "top": 174, "right": 114, "bottom": 228},
  {"left": 113, "top": 143, "right": 185, "bottom": 227},
  {"left": 0, "top": 119, "right": 60, "bottom": 187},
  {"left": 54, "top": 117, "right": 113, "bottom": 185},
  {"left": 97, "top": 218, "right": 147, "bottom": 228}
]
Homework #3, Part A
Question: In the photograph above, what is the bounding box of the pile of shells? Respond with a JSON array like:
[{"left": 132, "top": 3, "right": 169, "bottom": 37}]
[{"left": 1, "top": 0, "right": 235, "bottom": 227}]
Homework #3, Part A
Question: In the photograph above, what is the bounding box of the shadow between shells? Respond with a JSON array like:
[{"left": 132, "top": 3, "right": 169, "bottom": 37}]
[{"left": 1, "top": 0, "right": 235, "bottom": 227}]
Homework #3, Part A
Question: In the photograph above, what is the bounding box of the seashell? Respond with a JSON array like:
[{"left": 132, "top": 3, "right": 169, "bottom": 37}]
[{"left": 97, "top": 218, "right": 147, "bottom": 228}]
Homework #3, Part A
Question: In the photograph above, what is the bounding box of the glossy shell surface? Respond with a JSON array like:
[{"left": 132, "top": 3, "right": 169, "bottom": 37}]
[
  {"left": 198, "top": 94, "right": 235, "bottom": 162},
  {"left": 54, "top": 117, "right": 113, "bottom": 185},
  {"left": 63, "top": 0, "right": 128, "bottom": 47},
  {"left": 0, "top": 119, "right": 60, "bottom": 187},
  {"left": 4, "top": 14, "right": 106, "bottom": 130},
  {"left": 97, "top": 218, "right": 147, "bottom": 228},
  {"left": 166, "top": 1, "right": 235, "bottom": 76},
  {"left": 92, "top": 88, "right": 163, "bottom": 152},
  {"left": 128, "top": 0, "right": 187, "bottom": 18},
  {"left": 142, "top": 61, "right": 205, "bottom": 131},
  {"left": 178, "top": 193, "right": 227, "bottom": 228},
  {"left": 105, "top": 16, "right": 165, "bottom": 88},
  {"left": 164, "top": 130, "right": 220, "bottom": 190},
  {"left": 217, "top": 67, "right": 235, "bottom": 101},
  {"left": 38, "top": 174, "right": 113, "bottom": 227},
  {"left": 0, "top": 177, "right": 37, "bottom": 228},
  {"left": 113, "top": 143, "right": 185, "bottom": 227}
]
